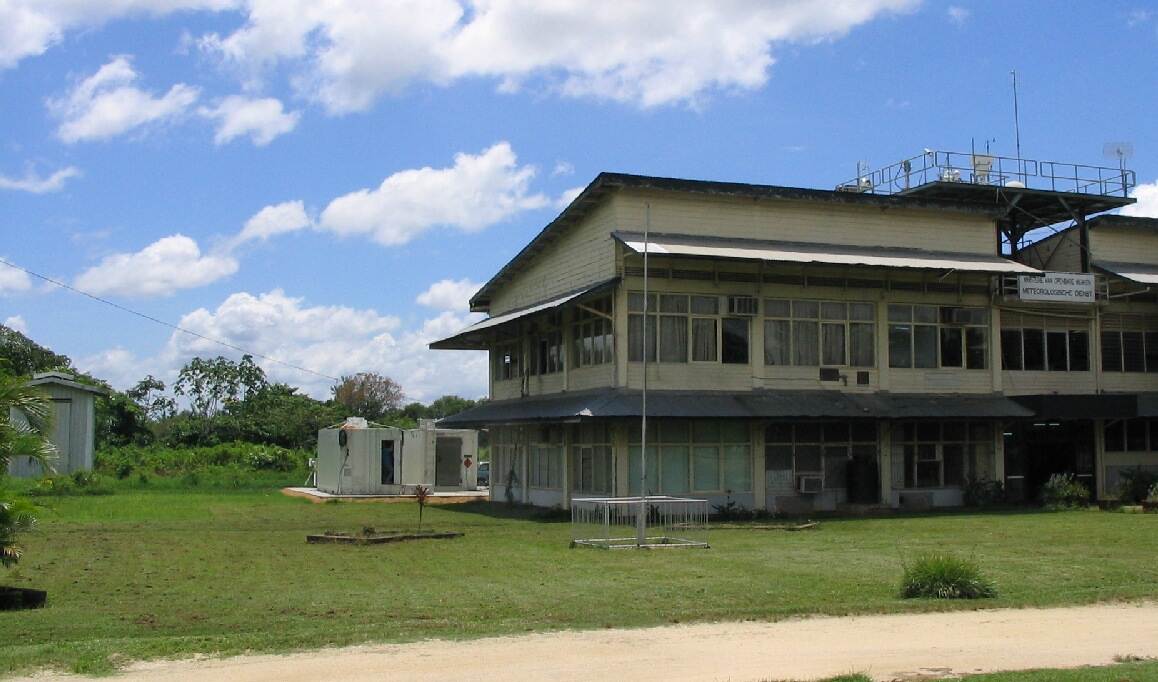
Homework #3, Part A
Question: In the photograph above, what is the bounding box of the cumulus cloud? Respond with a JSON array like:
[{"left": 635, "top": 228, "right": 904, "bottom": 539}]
[
  {"left": 200, "top": 0, "right": 917, "bottom": 112},
  {"left": 0, "top": 260, "right": 33, "bottom": 294},
  {"left": 551, "top": 160, "right": 574, "bottom": 177},
  {"left": 230, "top": 200, "right": 312, "bottom": 248},
  {"left": 0, "top": 165, "right": 80, "bottom": 193},
  {"left": 1121, "top": 180, "right": 1158, "bottom": 218},
  {"left": 318, "top": 141, "right": 548, "bottom": 245},
  {"left": 0, "top": 0, "right": 237, "bottom": 70},
  {"left": 159, "top": 289, "right": 487, "bottom": 400},
  {"left": 200, "top": 95, "right": 300, "bottom": 146},
  {"left": 49, "top": 55, "right": 200, "bottom": 143},
  {"left": 3, "top": 315, "right": 28, "bottom": 333},
  {"left": 555, "top": 185, "right": 584, "bottom": 209},
  {"left": 416, "top": 278, "right": 481, "bottom": 312},
  {"left": 74, "top": 234, "right": 238, "bottom": 298}
]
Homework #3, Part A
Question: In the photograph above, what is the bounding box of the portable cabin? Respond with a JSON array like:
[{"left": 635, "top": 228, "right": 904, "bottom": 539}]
[
  {"left": 315, "top": 418, "right": 479, "bottom": 495},
  {"left": 8, "top": 371, "right": 109, "bottom": 477}
]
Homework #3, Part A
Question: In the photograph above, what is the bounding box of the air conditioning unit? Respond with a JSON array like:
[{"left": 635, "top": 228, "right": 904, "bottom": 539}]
[
  {"left": 797, "top": 475, "right": 823, "bottom": 494},
  {"left": 727, "top": 296, "right": 758, "bottom": 315}
]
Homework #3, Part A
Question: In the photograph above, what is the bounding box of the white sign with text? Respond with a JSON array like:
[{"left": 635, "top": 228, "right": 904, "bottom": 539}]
[{"left": 1017, "top": 272, "right": 1096, "bottom": 303}]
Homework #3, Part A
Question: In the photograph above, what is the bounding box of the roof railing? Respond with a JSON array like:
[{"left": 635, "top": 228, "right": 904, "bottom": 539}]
[{"left": 838, "top": 150, "right": 1135, "bottom": 198}]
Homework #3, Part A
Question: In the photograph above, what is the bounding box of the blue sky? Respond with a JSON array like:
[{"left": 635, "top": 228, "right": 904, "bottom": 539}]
[{"left": 2, "top": 1, "right": 1156, "bottom": 401}]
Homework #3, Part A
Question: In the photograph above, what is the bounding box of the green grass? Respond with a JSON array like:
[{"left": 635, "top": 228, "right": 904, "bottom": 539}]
[
  {"left": 799, "top": 660, "right": 1158, "bottom": 680},
  {"left": 1, "top": 491, "right": 1156, "bottom": 676}
]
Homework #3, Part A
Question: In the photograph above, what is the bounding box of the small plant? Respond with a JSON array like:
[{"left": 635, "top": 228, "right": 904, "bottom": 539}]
[
  {"left": 414, "top": 485, "right": 431, "bottom": 533},
  {"left": 1040, "top": 473, "right": 1089, "bottom": 510},
  {"left": 1119, "top": 468, "right": 1158, "bottom": 505},
  {"left": 962, "top": 477, "right": 1005, "bottom": 507},
  {"left": 901, "top": 553, "right": 997, "bottom": 599}
]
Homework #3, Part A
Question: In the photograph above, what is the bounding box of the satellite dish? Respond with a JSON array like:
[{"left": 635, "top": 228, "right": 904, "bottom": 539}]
[{"left": 1103, "top": 142, "right": 1134, "bottom": 170}]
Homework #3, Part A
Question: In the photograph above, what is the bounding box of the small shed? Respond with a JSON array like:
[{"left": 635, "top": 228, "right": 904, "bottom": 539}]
[
  {"left": 8, "top": 371, "right": 108, "bottom": 478},
  {"left": 315, "top": 418, "right": 479, "bottom": 495}
]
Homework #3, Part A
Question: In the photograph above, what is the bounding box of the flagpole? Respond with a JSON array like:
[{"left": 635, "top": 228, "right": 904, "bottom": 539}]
[{"left": 637, "top": 202, "right": 650, "bottom": 547}]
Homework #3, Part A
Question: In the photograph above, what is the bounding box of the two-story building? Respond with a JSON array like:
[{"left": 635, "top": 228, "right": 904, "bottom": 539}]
[{"left": 431, "top": 151, "right": 1157, "bottom": 512}]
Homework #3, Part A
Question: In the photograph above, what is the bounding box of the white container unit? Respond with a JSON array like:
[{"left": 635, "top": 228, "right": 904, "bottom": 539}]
[{"left": 315, "top": 418, "right": 478, "bottom": 495}]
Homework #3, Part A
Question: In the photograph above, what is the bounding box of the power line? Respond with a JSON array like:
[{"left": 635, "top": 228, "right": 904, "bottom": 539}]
[{"left": 0, "top": 256, "right": 340, "bottom": 383}]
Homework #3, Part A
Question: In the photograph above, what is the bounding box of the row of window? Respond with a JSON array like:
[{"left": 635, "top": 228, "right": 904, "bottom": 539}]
[
  {"left": 1001, "top": 329, "right": 1089, "bottom": 372},
  {"left": 627, "top": 420, "right": 752, "bottom": 494},
  {"left": 891, "top": 422, "right": 995, "bottom": 489},
  {"left": 1104, "top": 419, "right": 1158, "bottom": 453},
  {"left": 764, "top": 422, "right": 878, "bottom": 492},
  {"left": 887, "top": 305, "right": 989, "bottom": 370},
  {"left": 1102, "top": 331, "right": 1158, "bottom": 374}
]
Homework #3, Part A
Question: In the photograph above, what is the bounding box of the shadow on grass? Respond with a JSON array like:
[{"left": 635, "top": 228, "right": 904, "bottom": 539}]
[{"left": 439, "top": 500, "right": 571, "bottom": 523}]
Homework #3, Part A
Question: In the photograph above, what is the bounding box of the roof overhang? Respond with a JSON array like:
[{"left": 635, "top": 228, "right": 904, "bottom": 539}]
[
  {"left": 27, "top": 372, "right": 109, "bottom": 395},
  {"left": 429, "top": 279, "right": 617, "bottom": 351},
  {"left": 613, "top": 231, "right": 1040, "bottom": 275},
  {"left": 437, "top": 389, "right": 1032, "bottom": 428},
  {"left": 1011, "top": 394, "right": 1139, "bottom": 420},
  {"left": 1092, "top": 261, "right": 1158, "bottom": 286}
]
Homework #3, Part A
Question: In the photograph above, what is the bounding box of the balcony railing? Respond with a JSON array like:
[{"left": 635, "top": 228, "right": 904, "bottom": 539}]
[{"left": 839, "top": 150, "right": 1135, "bottom": 198}]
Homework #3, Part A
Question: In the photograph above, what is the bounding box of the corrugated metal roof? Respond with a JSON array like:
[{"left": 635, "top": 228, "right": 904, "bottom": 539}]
[
  {"left": 1012, "top": 394, "right": 1139, "bottom": 420},
  {"left": 437, "top": 389, "right": 1032, "bottom": 427},
  {"left": 1093, "top": 261, "right": 1158, "bottom": 285},
  {"left": 27, "top": 371, "right": 109, "bottom": 395},
  {"left": 614, "top": 231, "right": 1041, "bottom": 275},
  {"left": 1136, "top": 393, "right": 1158, "bottom": 418},
  {"left": 430, "top": 279, "right": 617, "bottom": 350}
]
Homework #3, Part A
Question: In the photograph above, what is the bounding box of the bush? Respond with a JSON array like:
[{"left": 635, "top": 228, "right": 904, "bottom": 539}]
[
  {"left": 93, "top": 442, "right": 311, "bottom": 489},
  {"left": 1147, "top": 483, "right": 1158, "bottom": 505},
  {"left": 1040, "top": 473, "right": 1090, "bottom": 510},
  {"left": 26, "top": 471, "right": 114, "bottom": 497},
  {"left": 900, "top": 553, "right": 997, "bottom": 599},
  {"left": 1119, "top": 468, "right": 1158, "bottom": 504},
  {"left": 962, "top": 478, "right": 1005, "bottom": 507}
]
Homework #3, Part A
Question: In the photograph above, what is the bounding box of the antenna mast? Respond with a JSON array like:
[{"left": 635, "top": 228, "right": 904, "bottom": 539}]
[{"left": 1011, "top": 69, "right": 1023, "bottom": 182}]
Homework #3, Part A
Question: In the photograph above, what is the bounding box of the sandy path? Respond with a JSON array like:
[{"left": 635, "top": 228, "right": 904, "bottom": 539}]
[{"left": 20, "top": 603, "right": 1158, "bottom": 682}]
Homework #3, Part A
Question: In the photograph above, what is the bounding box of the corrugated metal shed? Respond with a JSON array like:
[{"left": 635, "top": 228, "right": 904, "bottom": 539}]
[
  {"left": 437, "top": 388, "right": 1033, "bottom": 427},
  {"left": 9, "top": 372, "right": 108, "bottom": 478},
  {"left": 613, "top": 231, "right": 1041, "bottom": 274}
]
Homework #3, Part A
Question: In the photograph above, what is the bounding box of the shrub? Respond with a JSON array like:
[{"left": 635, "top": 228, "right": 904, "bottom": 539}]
[
  {"left": 1147, "top": 483, "right": 1158, "bottom": 505},
  {"left": 900, "top": 553, "right": 997, "bottom": 599},
  {"left": 26, "top": 471, "right": 114, "bottom": 497},
  {"left": 1119, "top": 468, "right": 1158, "bottom": 505},
  {"left": 1040, "top": 473, "right": 1090, "bottom": 510},
  {"left": 962, "top": 478, "right": 1005, "bottom": 507}
]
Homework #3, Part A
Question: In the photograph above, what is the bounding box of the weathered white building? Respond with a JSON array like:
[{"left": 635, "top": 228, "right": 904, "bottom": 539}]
[
  {"left": 431, "top": 151, "right": 1155, "bottom": 510},
  {"left": 9, "top": 371, "right": 108, "bottom": 477}
]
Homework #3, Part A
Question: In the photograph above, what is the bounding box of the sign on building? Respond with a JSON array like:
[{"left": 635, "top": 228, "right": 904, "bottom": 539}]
[{"left": 1017, "top": 272, "right": 1096, "bottom": 303}]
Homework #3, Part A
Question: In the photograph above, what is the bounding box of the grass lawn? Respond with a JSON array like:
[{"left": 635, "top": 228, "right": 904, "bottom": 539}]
[
  {"left": 1, "top": 489, "right": 1156, "bottom": 675},
  {"left": 805, "top": 660, "right": 1158, "bottom": 680}
]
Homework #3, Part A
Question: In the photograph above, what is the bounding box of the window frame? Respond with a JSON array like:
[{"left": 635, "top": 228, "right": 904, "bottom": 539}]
[{"left": 763, "top": 298, "right": 876, "bottom": 368}]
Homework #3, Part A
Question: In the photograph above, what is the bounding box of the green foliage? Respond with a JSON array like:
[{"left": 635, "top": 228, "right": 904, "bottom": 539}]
[
  {"left": 174, "top": 355, "right": 267, "bottom": 419},
  {"left": 95, "top": 442, "right": 310, "bottom": 482},
  {"left": 1040, "top": 473, "right": 1090, "bottom": 510},
  {"left": 0, "top": 498, "right": 37, "bottom": 568},
  {"left": 26, "top": 471, "right": 114, "bottom": 497},
  {"left": 0, "top": 371, "right": 56, "bottom": 569},
  {"left": 331, "top": 372, "right": 403, "bottom": 421},
  {"left": 1119, "top": 467, "right": 1158, "bottom": 504},
  {"left": 1148, "top": 483, "right": 1158, "bottom": 504},
  {"left": 963, "top": 478, "right": 1005, "bottom": 507},
  {"left": 900, "top": 553, "right": 997, "bottom": 599},
  {"left": 0, "top": 324, "right": 73, "bottom": 377}
]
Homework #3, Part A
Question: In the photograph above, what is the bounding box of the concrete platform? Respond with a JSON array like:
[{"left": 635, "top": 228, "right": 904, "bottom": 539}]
[{"left": 282, "top": 487, "right": 490, "bottom": 505}]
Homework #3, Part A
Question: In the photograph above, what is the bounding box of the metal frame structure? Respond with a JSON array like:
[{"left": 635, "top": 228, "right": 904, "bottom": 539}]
[{"left": 570, "top": 496, "right": 710, "bottom": 549}]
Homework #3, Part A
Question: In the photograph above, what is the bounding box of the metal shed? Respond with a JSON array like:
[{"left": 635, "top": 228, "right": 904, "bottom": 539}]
[
  {"left": 8, "top": 371, "right": 109, "bottom": 477},
  {"left": 315, "top": 418, "right": 479, "bottom": 495}
]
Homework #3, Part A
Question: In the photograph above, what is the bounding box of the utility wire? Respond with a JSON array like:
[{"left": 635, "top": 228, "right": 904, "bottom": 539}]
[{"left": 0, "top": 256, "right": 339, "bottom": 382}]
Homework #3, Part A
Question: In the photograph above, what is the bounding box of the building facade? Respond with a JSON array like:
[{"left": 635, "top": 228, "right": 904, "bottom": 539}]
[{"left": 432, "top": 155, "right": 1157, "bottom": 511}]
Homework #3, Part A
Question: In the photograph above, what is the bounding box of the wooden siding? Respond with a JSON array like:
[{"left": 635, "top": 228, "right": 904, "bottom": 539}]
[
  {"left": 612, "top": 189, "right": 999, "bottom": 255},
  {"left": 1092, "top": 227, "right": 1158, "bottom": 267},
  {"left": 1020, "top": 230, "right": 1082, "bottom": 272},
  {"left": 488, "top": 202, "right": 617, "bottom": 316}
]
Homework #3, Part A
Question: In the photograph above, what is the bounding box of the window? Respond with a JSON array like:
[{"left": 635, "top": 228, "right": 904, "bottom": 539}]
[
  {"left": 1001, "top": 329, "right": 1023, "bottom": 370},
  {"left": 892, "top": 421, "right": 994, "bottom": 489},
  {"left": 1004, "top": 323, "right": 1089, "bottom": 373},
  {"left": 764, "top": 421, "right": 877, "bottom": 492},
  {"left": 1105, "top": 419, "right": 1158, "bottom": 452},
  {"left": 722, "top": 318, "right": 749, "bottom": 364},
  {"left": 629, "top": 419, "right": 751, "bottom": 494},
  {"left": 528, "top": 426, "right": 564, "bottom": 489},
  {"left": 764, "top": 299, "right": 875, "bottom": 367},
  {"left": 495, "top": 342, "right": 521, "bottom": 380},
  {"left": 1101, "top": 324, "right": 1158, "bottom": 373},
  {"left": 530, "top": 329, "right": 563, "bottom": 376},
  {"left": 888, "top": 305, "right": 987, "bottom": 369},
  {"left": 570, "top": 422, "right": 612, "bottom": 494},
  {"left": 629, "top": 292, "right": 751, "bottom": 365},
  {"left": 491, "top": 426, "right": 522, "bottom": 489},
  {"left": 572, "top": 296, "right": 613, "bottom": 368}
]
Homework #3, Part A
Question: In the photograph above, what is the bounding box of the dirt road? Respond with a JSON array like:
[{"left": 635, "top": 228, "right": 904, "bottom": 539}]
[{"left": 22, "top": 603, "right": 1158, "bottom": 681}]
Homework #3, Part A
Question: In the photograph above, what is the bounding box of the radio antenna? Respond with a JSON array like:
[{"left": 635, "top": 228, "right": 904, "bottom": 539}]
[{"left": 1011, "top": 70, "right": 1023, "bottom": 183}]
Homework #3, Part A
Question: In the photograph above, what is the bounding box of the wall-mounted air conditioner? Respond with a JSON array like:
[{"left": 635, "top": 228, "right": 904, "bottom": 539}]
[
  {"left": 797, "top": 475, "right": 823, "bottom": 494},
  {"left": 727, "top": 296, "right": 758, "bottom": 315}
]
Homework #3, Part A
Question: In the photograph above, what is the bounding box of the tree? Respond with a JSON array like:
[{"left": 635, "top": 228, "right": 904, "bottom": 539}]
[
  {"left": 174, "top": 355, "right": 267, "bottom": 419},
  {"left": 330, "top": 372, "right": 403, "bottom": 421},
  {"left": 427, "top": 395, "right": 478, "bottom": 419},
  {"left": 0, "top": 373, "right": 55, "bottom": 567},
  {"left": 0, "top": 324, "right": 73, "bottom": 377},
  {"left": 126, "top": 375, "right": 176, "bottom": 422}
]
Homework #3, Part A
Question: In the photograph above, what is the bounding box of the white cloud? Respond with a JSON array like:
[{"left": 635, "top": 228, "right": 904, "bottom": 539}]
[
  {"left": 230, "top": 200, "right": 312, "bottom": 248},
  {"left": 49, "top": 55, "right": 200, "bottom": 143},
  {"left": 552, "top": 160, "right": 574, "bottom": 177},
  {"left": 416, "top": 278, "right": 481, "bottom": 312},
  {"left": 0, "top": 165, "right": 80, "bottom": 193},
  {"left": 74, "top": 234, "right": 239, "bottom": 298},
  {"left": 555, "top": 185, "right": 584, "bottom": 209},
  {"left": 200, "top": 95, "right": 300, "bottom": 146},
  {"left": 1121, "top": 179, "right": 1158, "bottom": 218},
  {"left": 947, "top": 6, "right": 970, "bottom": 25},
  {"left": 0, "top": 260, "right": 33, "bottom": 294},
  {"left": 318, "top": 141, "right": 549, "bottom": 245},
  {"left": 0, "top": 1, "right": 238, "bottom": 70},
  {"left": 159, "top": 289, "right": 486, "bottom": 400},
  {"left": 3, "top": 315, "right": 28, "bottom": 333},
  {"left": 201, "top": 0, "right": 918, "bottom": 112}
]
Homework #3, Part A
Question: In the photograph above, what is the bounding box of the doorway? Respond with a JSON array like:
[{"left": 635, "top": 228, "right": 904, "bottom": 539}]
[
  {"left": 435, "top": 437, "right": 462, "bottom": 487},
  {"left": 1004, "top": 421, "right": 1095, "bottom": 502}
]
